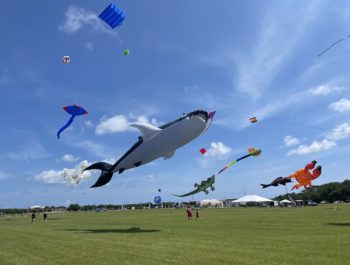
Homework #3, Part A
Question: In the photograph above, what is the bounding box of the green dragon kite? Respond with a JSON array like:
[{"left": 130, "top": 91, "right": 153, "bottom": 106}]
[
  {"left": 172, "top": 175, "right": 216, "bottom": 197},
  {"left": 173, "top": 147, "right": 261, "bottom": 197}
]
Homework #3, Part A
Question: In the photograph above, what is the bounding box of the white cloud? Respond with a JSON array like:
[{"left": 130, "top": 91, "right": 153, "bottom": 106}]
[
  {"left": 59, "top": 154, "right": 79, "bottom": 162},
  {"left": 287, "top": 139, "right": 336, "bottom": 155},
  {"left": 283, "top": 135, "right": 300, "bottom": 147},
  {"left": 287, "top": 123, "right": 350, "bottom": 156},
  {"left": 328, "top": 98, "right": 350, "bottom": 112},
  {"left": 309, "top": 84, "right": 344, "bottom": 95},
  {"left": 84, "top": 120, "right": 94, "bottom": 127},
  {"left": 326, "top": 123, "right": 350, "bottom": 141},
  {"left": 85, "top": 41, "right": 95, "bottom": 51},
  {"left": 204, "top": 142, "right": 232, "bottom": 158},
  {"left": 34, "top": 160, "right": 91, "bottom": 185},
  {"left": 59, "top": 6, "right": 115, "bottom": 35},
  {"left": 95, "top": 115, "right": 130, "bottom": 135},
  {"left": 95, "top": 114, "right": 159, "bottom": 135}
]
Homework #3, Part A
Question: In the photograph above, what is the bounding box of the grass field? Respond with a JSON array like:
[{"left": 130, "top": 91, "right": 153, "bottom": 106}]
[{"left": 1, "top": 205, "right": 350, "bottom": 265}]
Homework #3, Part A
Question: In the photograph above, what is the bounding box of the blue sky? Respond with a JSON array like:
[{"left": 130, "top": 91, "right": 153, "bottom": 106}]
[{"left": 1, "top": 0, "right": 350, "bottom": 208}]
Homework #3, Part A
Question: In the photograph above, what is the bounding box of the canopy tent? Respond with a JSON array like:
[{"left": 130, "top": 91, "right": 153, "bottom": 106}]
[
  {"left": 280, "top": 199, "right": 292, "bottom": 203},
  {"left": 200, "top": 199, "right": 223, "bottom": 207},
  {"left": 232, "top": 195, "right": 273, "bottom": 203}
]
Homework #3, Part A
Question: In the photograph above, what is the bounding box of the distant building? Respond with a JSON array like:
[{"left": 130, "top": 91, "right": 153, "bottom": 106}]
[{"left": 200, "top": 199, "right": 223, "bottom": 208}]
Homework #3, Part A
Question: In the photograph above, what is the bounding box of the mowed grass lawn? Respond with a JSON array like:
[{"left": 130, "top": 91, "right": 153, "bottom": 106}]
[{"left": 1, "top": 205, "right": 350, "bottom": 265}]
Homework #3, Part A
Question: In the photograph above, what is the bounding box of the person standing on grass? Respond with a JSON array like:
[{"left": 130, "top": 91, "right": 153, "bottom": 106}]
[
  {"left": 186, "top": 206, "right": 192, "bottom": 220},
  {"left": 195, "top": 208, "right": 200, "bottom": 220},
  {"left": 31, "top": 212, "right": 36, "bottom": 224},
  {"left": 43, "top": 212, "right": 48, "bottom": 222}
]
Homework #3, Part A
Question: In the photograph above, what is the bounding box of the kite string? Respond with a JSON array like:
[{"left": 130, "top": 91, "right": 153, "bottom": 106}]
[{"left": 318, "top": 38, "right": 344, "bottom": 57}]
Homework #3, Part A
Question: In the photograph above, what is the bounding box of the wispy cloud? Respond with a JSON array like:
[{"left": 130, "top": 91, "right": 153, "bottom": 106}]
[
  {"left": 192, "top": 2, "right": 323, "bottom": 131},
  {"left": 59, "top": 6, "right": 118, "bottom": 37},
  {"left": 6, "top": 142, "right": 51, "bottom": 160},
  {"left": 233, "top": 2, "right": 320, "bottom": 100},
  {"left": 328, "top": 98, "right": 350, "bottom": 112},
  {"left": 84, "top": 41, "right": 95, "bottom": 51},
  {"left": 326, "top": 123, "right": 350, "bottom": 141},
  {"left": 0, "top": 171, "right": 9, "bottom": 180},
  {"left": 309, "top": 84, "right": 344, "bottom": 95},
  {"left": 34, "top": 160, "right": 91, "bottom": 185},
  {"left": 0, "top": 68, "right": 11, "bottom": 86},
  {"left": 95, "top": 114, "right": 159, "bottom": 135},
  {"left": 284, "top": 135, "right": 300, "bottom": 147}
]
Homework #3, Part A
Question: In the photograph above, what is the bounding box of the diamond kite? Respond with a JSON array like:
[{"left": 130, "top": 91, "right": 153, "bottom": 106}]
[{"left": 199, "top": 148, "right": 207, "bottom": 155}]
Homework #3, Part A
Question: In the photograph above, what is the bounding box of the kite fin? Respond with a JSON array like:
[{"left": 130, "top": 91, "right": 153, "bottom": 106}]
[
  {"left": 84, "top": 162, "right": 114, "bottom": 188},
  {"left": 129, "top": 123, "right": 161, "bottom": 141},
  {"left": 163, "top": 150, "right": 175, "bottom": 160},
  {"left": 260, "top": 184, "right": 269, "bottom": 189}
]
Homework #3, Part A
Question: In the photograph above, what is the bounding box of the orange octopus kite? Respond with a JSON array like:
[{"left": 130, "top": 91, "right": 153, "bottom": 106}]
[{"left": 288, "top": 160, "right": 322, "bottom": 190}]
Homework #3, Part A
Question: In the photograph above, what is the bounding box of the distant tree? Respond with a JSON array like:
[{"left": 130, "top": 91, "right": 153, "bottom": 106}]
[{"left": 68, "top": 204, "right": 80, "bottom": 211}]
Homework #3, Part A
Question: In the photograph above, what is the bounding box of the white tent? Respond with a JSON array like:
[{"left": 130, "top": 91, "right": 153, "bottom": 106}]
[
  {"left": 200, "top": 199, "right": 223, "bottom": 207},
  {"left": 280, "top": 199, "right": 292, "bottom": 203},
  {"left": 232, "top": 195, "right": 273, "bottom": 203}
]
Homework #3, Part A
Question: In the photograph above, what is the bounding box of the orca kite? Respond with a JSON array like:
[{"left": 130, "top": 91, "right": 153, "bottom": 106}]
[{"left": 85, "top": 110, "right": 215, "bottom": 188}]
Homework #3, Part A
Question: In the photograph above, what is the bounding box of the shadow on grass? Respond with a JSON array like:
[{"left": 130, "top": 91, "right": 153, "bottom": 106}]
[
  {"left": 62, "top": 227, "right": 161, "bottom": 233},
  {"left": 327, "top": 222, "right": 350, "bottom": 226}
]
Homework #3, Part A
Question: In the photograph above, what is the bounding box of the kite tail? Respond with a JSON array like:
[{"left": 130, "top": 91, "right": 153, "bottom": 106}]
[
  {"left": 57, "top": 115, "right": 76, "bottom": 139},
  {"left": 84, "top": 162, "right": 114, "bottom": 188},
  {"left": 260, "top": 184, "right": 270, "bottom": 189}
]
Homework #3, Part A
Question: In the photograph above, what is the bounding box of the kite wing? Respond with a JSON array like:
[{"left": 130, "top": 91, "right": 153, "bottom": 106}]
[
  {"left": 99, "top": 3, "right": 126, "bottom": 29},
  {"left": 64, "top": 105, "right": 88, "bottom": 116}
]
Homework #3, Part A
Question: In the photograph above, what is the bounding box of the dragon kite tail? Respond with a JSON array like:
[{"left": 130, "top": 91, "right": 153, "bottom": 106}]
[{"left": 84, "top": 162, "right": 114, "bottom": 188}]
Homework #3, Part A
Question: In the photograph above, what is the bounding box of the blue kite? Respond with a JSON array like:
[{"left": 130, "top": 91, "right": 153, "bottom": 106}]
[
  {"left": 154, "top": 196, "right": 162, "bottom": 204},
  {"left": 99, "top": 3, "right": 126, "bottom": 29},
  {"left": 57, "top": 104, "right": 88, "bottom": 139}
]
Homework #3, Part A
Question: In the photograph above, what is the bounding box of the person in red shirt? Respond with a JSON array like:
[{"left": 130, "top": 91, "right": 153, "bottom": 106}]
[{"left": 186, "top": 206, "right": 192, "bottom": 220}]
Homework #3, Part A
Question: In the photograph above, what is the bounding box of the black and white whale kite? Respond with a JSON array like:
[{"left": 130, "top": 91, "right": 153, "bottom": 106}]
[{"left": 84, "top": 110, "right": 215, "bottom": 188}]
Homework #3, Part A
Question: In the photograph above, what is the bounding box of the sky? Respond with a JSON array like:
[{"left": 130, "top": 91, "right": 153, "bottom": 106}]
[{"left": 1, "top": 0, "right": 350, "bottom": 208}]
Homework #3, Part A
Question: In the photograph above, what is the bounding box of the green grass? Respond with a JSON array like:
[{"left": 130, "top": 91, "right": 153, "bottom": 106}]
[{"left": 1, "top": 205, "right": 350, "bottom": 265}]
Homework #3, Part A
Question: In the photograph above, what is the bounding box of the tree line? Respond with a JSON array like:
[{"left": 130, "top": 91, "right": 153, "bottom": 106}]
[{"left": 274, "top": 180, "right": 350, "bottom": 203}]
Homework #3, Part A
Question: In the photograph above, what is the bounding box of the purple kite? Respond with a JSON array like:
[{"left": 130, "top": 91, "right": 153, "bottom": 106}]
[{"left": 57, "top": 104, "right": 88, "bottom": 139}]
